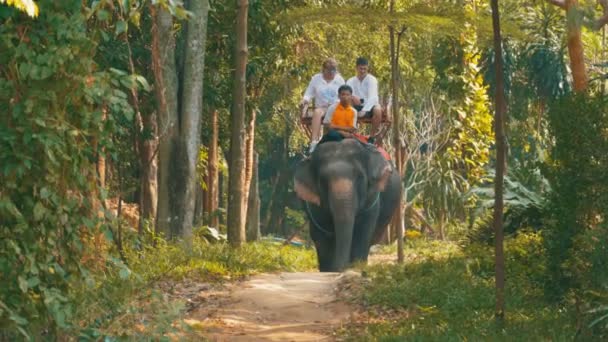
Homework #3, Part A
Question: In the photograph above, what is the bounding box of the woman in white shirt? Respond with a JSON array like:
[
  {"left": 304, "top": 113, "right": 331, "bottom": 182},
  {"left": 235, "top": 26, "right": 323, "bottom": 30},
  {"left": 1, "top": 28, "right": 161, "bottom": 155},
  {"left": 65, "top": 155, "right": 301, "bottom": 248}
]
[{"left": 300, "top": 58, "right": 345, "bottom": 152}]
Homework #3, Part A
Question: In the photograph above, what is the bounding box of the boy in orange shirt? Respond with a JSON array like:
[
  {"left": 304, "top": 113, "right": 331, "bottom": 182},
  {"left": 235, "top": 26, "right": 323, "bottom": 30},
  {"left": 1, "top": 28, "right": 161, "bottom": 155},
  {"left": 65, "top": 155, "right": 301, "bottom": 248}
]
[{"left": 309, "top": 85, "right": 357, "bottom": 153}]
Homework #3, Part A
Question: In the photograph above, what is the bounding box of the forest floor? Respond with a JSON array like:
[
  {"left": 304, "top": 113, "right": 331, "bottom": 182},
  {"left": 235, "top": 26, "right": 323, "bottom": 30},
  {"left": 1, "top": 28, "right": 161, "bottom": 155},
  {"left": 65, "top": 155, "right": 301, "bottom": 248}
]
[
  {"left": 175, "top": 254, "right": 393, "bottom": 341},
  {"left": 185, "top": 272, "right": 352, "bottom": 341}
]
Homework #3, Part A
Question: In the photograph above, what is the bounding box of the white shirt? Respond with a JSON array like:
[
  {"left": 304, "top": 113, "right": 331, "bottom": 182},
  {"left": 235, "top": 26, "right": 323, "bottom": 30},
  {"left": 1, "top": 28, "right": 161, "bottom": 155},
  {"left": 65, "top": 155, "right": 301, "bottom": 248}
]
[
  {"left": 347, "top": 74, "right": 379, "bottom": 112},
  {"left": 303, "top": 73, "right": 345, "bottom": 108}
]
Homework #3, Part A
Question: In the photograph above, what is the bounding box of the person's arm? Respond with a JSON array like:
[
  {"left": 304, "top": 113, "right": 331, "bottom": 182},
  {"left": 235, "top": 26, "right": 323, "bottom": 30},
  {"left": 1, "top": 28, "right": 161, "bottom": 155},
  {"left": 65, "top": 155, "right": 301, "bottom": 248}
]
[
  {"left": 362, "top": 76, "right": 378, "bottom": 112},
  {"left": 329, "top": 124, "right": 356, "bottom": 133},
  {"left": 323, "top": 104, "right": 336, "bottom": 129},
  {"left": 301, "top": 75, "right": 316, "bottom": 104}
]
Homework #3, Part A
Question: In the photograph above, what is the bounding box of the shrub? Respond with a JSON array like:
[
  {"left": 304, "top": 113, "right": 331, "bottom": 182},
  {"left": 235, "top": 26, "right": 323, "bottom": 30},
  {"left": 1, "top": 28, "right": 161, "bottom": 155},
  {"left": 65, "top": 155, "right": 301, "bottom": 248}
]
[
  {"left": 0, "top": 2, "right": 132, "bottom": 338},
  {"left": 543, "top": 94, "right": 608, "bottom": 303}
]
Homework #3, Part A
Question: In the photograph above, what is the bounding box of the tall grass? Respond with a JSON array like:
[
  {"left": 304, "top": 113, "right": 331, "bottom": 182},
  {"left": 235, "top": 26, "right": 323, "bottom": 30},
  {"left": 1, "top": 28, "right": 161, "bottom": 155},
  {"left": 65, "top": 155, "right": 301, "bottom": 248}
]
[{"left": 343, "top": 235, "right": 579, "bottom": 341}]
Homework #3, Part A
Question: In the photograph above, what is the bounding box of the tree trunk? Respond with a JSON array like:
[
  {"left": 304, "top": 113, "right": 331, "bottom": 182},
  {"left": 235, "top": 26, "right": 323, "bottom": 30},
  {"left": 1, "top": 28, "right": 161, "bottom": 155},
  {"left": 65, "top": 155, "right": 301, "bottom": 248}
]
[
  {"left": 218, "top": 167, "right": 225, "bottom": 225},
  {"left": 139, "top": 110, "right": 158, "bottom": 229},
  {"left": 491, "top": 0, "right": 507, "bottom": 322},
  {"left": 195, "top": 184, "right": 204, "bottom": 226},
  {"left": 175, "top": 0, "right": 209, "bottom": 240},
  {"left": 151, "top": 5, "right": 179, "bottom": 238},
  {"left": 246, "top": 152, "right": 261, "bottom": 241},
  {"left": 389, "top": 1, "right": 405, "bottom": 263},
  {"left": 547, "top": 0, "right": 588, "bottom": 91},
  {"left": 243, "top": 109, "right": 256, "bottom": 227},
  {"left": 263, "top": 174, "right": 280, "bottom": 232},
  {"left": 565, "top": 0, "right": 588, "bottom": 91},
  {"left": 227, "top": 0, "right": 249, "bottom": 247},
  {"left": 208, "top": 109, "right": 219, "bottom": 227}
]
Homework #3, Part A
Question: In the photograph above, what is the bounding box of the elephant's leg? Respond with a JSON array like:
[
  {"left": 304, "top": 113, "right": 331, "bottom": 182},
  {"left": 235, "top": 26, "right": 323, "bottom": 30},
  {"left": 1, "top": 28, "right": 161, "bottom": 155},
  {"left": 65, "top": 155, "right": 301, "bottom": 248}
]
[
  {"left": 371, "top": 172, "right": 402, "bottom": 245},
  {"left": 351, "top": 208, "right": 381, "bottom": 263},
  {"left": 314, "top": 236, "right": 334, "bottom": 272}
]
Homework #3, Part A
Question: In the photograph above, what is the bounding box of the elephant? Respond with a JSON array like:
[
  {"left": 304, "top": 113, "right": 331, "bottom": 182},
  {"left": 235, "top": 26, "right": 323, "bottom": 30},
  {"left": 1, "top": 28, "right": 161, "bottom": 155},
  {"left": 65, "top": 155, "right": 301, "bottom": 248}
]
[{"left": 294, "top": 138, "right": 402, "bottom": 272}]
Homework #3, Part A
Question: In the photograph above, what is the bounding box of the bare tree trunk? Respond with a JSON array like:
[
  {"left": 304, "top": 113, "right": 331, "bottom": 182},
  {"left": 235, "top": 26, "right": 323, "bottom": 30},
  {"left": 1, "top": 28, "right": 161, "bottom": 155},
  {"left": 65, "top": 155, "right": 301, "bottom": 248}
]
[
  {"left": 208, "top": 109, "right": 219, "bottom": 227},
  {"left": 491, "top": 0, "right": 507, "bottom": 322},
  {"left": 246, "top": 152, "right": 261, "bottom": 241},
  {"left": 195, "top": 184, "right": 204, "bottom": 226},
  {"left": 175, "top": 0, "right": 210, "bottom": 240},
  {"left": 140, "top": 111, "right": 158, "bottom": 230},
  {"left": 263, "top": 174, "right": 279, "bottom": 231},
  {"left": 243, "top": 109, "right": 256, "bottom": 225},
  {"left": 201, "top": 156, "right": 210, "bottom": 224},
  {"left": 218, "top": 168, "right": 225, "bottom": 225},
  {"left": 151, "top": 5, "right": 179, "bottom": 238},
  {"left": 389, "top": 0, "right": 405, "bottom": 263},
  {"left": 546, "top": 0, "right": 588, "bottom": 91},
  {"left": 227, "top": 0, "right": 249, "bottom": 247},
  {"left": 566, "top": 0, "right": 588, "bottom": 91},
  {"left": 97, "top": 151, "right": 106, "bottom": 190}
]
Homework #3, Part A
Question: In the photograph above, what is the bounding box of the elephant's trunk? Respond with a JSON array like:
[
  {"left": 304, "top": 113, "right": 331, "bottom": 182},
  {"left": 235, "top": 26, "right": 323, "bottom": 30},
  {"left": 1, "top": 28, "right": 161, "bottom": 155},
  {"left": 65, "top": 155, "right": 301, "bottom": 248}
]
[{"left": 328, "top": 178, "right": 357, "bottom": 271}]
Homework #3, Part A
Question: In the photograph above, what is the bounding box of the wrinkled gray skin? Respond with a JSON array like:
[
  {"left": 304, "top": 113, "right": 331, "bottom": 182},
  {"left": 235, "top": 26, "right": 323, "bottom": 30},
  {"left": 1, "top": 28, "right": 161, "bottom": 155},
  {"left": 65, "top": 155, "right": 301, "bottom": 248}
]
[{"left": 294, "top": 139, "right": 401, "bottom": 272}]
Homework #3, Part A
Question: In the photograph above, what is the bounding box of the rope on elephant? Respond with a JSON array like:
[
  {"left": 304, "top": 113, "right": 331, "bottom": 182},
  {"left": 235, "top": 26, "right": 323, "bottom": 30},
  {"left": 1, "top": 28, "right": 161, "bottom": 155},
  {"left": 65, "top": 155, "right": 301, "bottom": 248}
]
[
  {"left": 305, "top": 201, "right": 333, "bottom": 236},
  {"left": 361, "top": 192, "right": 380, "bottom": 212}
]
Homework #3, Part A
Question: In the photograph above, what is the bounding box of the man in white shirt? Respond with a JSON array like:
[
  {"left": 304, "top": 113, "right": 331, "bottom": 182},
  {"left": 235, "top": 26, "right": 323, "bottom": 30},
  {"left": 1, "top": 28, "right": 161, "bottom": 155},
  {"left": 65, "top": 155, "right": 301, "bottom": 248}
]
[
  {"left": 300, "top": 58, "right": 345, "bottom": 153},
  {"left": 347, "top": 57, "right": 382, "bottom": 140}
]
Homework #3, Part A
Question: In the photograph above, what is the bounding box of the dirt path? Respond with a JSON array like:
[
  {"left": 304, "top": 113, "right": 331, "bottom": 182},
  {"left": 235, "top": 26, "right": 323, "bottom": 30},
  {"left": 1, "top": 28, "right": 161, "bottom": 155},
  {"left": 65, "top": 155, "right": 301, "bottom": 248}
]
[{"left": 187, "top": 272, "right": 354, "bottom": 341}]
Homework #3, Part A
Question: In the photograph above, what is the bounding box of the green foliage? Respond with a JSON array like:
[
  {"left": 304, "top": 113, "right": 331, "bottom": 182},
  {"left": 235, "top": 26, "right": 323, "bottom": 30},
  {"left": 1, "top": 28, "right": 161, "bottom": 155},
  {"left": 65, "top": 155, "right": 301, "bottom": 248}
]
[
  {"left": 281, "top": 4, "right": 463, "bottom": 37},
  {"left": 0, "top": 1, "right": 133, "bottom": 338},
  {"left": 414, "top": 159, "right": 468, "bottom": 235},
  {"left": 467, "top": 167, "right": 550, "bottom": 243},
  {"left": 0, "top": 0, "right": 38, "bottom": 17},
  {"left": 344, "top": 237, "right": 579, "bottom": 340},
  {"left": 444, "top": 23, "right": 493, "bottom": 184},
  {"left": 543, "top": 94, "right": 608, "bottom": 302},
  {"left": 126, "top": 235, "right": 317, "bottom": 283}
]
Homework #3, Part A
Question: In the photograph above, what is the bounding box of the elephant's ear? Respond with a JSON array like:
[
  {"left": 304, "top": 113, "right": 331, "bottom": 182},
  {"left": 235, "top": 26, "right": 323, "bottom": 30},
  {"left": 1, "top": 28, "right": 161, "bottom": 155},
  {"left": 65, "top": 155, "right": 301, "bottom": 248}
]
[
  {"left": 294, "top": 157, "right": 320, "bottom": 205},
  {"left": 368, "top": 150, "right": 393, "bottom": 192}
]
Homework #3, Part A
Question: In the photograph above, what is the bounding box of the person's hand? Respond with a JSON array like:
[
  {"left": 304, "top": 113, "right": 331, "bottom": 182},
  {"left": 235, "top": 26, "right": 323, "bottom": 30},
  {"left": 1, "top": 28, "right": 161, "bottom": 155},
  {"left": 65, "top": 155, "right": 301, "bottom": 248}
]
[
  {"left": 339, "top": 131, "right": 352, "bottom": 138},
  {"left": 358, "top": 110, "right": 366, "bottom": 117},
  {"left": 352, "top": 96, "right": 361, "bottom": 106}
]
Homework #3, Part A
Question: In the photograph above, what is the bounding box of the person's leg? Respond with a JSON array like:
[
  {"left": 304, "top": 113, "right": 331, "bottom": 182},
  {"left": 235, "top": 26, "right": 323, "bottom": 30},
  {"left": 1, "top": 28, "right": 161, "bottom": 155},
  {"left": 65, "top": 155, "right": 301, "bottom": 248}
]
[
  {"left": 371, "top": 105, "right": 382, "bottom": 137},
  {"left": 311, "top": 107, "right": 325, "bottom": 142}
]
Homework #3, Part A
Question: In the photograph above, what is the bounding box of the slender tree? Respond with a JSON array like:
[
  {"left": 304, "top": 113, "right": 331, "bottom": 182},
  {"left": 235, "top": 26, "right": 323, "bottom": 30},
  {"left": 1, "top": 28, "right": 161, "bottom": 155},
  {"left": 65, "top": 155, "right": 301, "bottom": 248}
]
[
  {"left": 227, "top": 0, "right": 249, "bottom": 247},
  {"left": 246, "top": 152, "right": 261, "bottom": 241},
  {"left": 389, "top": 0, "right": 406, "bottom": 263},
  {"left": 546, "top": 0, "right": 608, "bottom": 91},
  {"left": 490, "top": 0, "right": 507, "bottom": 322},
  {"left": 207, "top": 108, "right": 220, "bottom": 227}
]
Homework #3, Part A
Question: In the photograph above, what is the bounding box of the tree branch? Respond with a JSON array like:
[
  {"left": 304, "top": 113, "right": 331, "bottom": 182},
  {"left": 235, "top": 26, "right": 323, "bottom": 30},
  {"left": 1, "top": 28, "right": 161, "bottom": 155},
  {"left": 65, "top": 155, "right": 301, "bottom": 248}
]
[{"left": 595, "top": 0, "right": 608, "bottom": 30}]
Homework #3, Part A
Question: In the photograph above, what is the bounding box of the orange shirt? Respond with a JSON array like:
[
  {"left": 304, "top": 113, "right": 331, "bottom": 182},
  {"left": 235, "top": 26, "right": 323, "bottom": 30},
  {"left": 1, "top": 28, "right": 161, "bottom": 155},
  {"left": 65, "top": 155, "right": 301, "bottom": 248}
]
[{"left": 323, "top": 103, "right": 357, "bottom": 128}]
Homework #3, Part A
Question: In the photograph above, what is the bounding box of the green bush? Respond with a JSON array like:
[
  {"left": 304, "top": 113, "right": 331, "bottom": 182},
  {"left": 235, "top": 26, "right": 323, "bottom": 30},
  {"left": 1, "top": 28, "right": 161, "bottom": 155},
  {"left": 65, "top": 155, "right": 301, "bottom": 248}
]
[
  {"left": 544, "top": 93, "right": 608, "bottom": 303},
  {"left": 0, "top": 2, "right": 132, "bottom": 338}
]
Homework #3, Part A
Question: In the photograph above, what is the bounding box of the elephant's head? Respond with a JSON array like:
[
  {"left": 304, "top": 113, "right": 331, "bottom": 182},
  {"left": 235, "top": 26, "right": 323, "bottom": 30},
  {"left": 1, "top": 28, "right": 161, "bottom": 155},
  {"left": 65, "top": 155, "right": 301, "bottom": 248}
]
[{"left": 294, "top": 140, "right": 393, "bottom": 271}]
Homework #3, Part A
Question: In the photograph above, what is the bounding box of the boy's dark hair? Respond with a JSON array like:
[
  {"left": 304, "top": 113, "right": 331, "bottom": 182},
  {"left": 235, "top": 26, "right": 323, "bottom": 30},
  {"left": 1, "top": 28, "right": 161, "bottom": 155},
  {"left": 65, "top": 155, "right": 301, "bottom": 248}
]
[
  {"left": 356, "top": 57, "right": 369, "bottom": 66},
  {"left": 338, "top": 84, "right": 353, "bottom": 94}
]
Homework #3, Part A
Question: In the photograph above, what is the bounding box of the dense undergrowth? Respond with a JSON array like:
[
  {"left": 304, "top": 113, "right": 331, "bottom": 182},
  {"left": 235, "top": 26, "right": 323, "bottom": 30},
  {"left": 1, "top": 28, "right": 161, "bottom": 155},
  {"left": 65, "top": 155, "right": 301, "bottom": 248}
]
[
  {"left": 343, "top": 235, "right": 606, "bottom": 341},
  {"left": 65, "top": 235, "right": 316, "bottom": 340}
]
